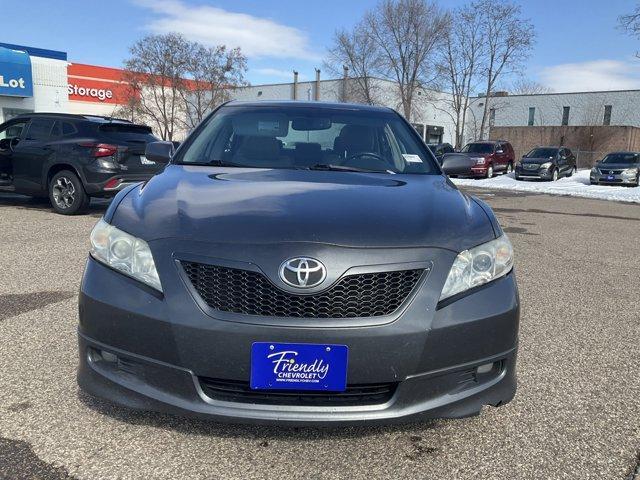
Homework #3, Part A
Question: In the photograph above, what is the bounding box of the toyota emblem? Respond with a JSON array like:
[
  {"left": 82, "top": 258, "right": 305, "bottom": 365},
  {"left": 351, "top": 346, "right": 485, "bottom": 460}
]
[{"left": 279, "top": 257, "right": 327, "bottom": 288}]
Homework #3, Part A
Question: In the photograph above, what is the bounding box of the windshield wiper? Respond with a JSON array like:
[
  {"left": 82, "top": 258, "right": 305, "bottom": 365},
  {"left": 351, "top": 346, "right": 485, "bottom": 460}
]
[{"left": 308, "top": 163, "right": 388, "bottom": 173}]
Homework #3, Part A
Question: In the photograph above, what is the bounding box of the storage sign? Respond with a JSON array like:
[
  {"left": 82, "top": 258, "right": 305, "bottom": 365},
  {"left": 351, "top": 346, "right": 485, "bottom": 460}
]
[{"left": 0, "top": 47, "right": 33, "bottom": 97}]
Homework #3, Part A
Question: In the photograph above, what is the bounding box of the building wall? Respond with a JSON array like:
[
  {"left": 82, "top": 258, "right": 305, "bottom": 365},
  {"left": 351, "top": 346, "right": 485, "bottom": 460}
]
[
  {"left": 468, "top": 90, "right": 640, "bottom": 143},
  {"left": 0, "top": 55, "right": 68, "bottom": 123},
  {"left": 489, "top": 125, "right": 640, "bottom": 167}
]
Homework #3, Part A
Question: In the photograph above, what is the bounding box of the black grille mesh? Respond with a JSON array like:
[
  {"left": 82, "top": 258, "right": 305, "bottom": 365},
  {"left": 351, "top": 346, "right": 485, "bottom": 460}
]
[
  {"left": 199, "top": 377, "right": 397, "bottom": 406},
  {"left": 181, "top": 262, "right": 424, "bottom": 318}
]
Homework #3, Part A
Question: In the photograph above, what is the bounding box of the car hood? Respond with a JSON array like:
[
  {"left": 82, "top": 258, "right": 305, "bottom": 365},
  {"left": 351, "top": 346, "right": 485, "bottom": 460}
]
[
  {"left": 521, "top": 157, "right": 555, "bottom": 164},
  {"left": 110, "top": 165, "right": 497, "bottom": 251},
  {"left": 596, "top": 163, "right": 638, "bottom": 169}
]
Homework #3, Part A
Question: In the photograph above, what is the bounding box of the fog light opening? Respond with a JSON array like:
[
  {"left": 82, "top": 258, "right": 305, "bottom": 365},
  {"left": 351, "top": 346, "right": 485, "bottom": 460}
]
[{"left": 476, "top": 362, "right": 495, "bottom": 374}]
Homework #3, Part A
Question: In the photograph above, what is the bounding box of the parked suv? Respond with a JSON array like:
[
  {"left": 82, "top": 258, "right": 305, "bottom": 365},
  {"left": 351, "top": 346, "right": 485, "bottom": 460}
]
[
  {"left": 426, "top": 142, "right": 454, "bottom": 165},
  {"left": 442, "top": 140, "right": 515, "bottom": 178},
  {"left": 0, "top": 113, "right": 163, "bottom": 214},
  {"left": 515, "top": 146, "right": 577, "bottom": 181}
]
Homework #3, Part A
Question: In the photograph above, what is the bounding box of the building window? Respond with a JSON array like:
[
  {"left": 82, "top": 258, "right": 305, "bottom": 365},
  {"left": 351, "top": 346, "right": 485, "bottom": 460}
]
[
  {"left": 561, "top": 106, "right": 570, "bottom": 126},
  {"left": 603, "top": 105, "right": 612, "bottom": 126},
  {"left": 528, "top": 107, "right": 535, "bottom": 126},
  {"left": 489, "top": 108, "right": 496, "bottom": 126}
]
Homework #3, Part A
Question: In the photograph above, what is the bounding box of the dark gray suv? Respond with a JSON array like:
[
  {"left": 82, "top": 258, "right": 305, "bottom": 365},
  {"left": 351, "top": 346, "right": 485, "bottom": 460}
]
[{"left": 78, "top": 101, "right": 519, "bottom": 425}]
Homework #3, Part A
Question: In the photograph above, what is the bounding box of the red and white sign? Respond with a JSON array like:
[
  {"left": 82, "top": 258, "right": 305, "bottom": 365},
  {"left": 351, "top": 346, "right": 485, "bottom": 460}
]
[{"left": 67, "top": 63, "right": 130, "bottom": 104}]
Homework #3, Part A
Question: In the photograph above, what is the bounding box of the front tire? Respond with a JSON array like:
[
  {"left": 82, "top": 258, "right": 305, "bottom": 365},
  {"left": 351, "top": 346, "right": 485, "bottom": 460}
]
[
  {"left": 551, "top": 168, "right": 559, "bottom": 182},
  {"left": 486, "top": 164, "right": 494, "bottom": 178},
  {"left": 49, "top": 170, "right": 90, "bottom": 215},
  {"left": 506, "top": 162, "right": 513, "bottom": 174}
]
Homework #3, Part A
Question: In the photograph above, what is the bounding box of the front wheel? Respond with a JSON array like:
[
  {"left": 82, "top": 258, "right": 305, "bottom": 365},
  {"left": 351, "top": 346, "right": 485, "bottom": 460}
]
[
  {"left": 568, "top": 166, "right": 577, "bottom": 177},
  {"left": 551, "top": 168, "right": 559, "bottom": 182},
  {"left": 48, "top": 170, "right": 90, "bottom": 215},
  {"left": 486, "top": 164, "right": 494, "bottom": 178},
  {"left": 506, "top": 162, "right": 513, "bottom": 174}
]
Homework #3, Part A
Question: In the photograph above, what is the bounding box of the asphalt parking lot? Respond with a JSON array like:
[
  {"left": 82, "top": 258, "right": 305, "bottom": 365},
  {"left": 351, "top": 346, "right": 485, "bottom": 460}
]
[{"left": 0, "top": 189, "right": 639, "bottom": 480}]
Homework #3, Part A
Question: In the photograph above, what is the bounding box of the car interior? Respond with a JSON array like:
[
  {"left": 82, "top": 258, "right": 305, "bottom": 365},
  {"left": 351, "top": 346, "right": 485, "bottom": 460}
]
[{"left": 183, "top": 110, "right": 433, "bottom": 174}]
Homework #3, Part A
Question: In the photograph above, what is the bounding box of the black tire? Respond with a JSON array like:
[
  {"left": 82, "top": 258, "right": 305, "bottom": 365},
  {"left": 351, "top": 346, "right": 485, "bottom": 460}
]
[
  {"left": 506, "top": 162, "right": 513, "bottom": 174},
  {"left": 550, "top": 168, "right": 559, "bottom": 182},
  {"left": 48, "top": 170, "right": 90, "bottom": 215},
  {"left": 568, "top": 166, "right": 577, "bottom": 177}
]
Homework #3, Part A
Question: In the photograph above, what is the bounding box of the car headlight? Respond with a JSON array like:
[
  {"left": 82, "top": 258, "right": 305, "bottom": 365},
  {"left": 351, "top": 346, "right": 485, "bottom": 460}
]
[
  {"left": 473, "top": 157, "right": 486, "bottom": 165},
  {"left": 90, "top": 218, "right": 162, "bottom": 292},
  {"left": 591, "top": 167, "right": 598, "bottom": 174},
  {"left": 439, "top": 235, "right": 514, "bottom": 301},
  {"left": 623, "top": 168, "right": 638, "bottom": 175},
  {"left": 541, "top": 162, "right": 552, "bottom": 169}
]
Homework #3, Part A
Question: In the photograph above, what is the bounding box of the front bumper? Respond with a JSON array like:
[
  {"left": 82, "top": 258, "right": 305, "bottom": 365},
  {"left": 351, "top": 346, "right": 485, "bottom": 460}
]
[
  {"left": 590, "top": 171, "right": 638, "bottom": 185},
  {"left": 515, "top": 165, "right": 552, "bottom": 179},
  {"left": 78, "top": 245, "right": 520, "bottom": 425}
]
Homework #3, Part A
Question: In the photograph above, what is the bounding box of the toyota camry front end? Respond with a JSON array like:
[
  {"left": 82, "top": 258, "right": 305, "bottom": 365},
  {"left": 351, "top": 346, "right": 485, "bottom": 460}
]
[{"left": 78, "top": 101, "right": 519, "bottom": 425}]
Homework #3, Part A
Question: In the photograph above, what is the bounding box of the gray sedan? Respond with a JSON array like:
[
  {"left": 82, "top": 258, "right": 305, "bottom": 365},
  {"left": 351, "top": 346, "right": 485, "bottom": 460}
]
[{"left": 590, "top": 152, "right": 640, "bottom": 186}]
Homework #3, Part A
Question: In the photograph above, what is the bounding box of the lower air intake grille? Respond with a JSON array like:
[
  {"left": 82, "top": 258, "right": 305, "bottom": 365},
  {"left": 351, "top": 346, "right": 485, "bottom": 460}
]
[
  {"left": 199, "top": 377, "right": 397, "bottom": 406},
  {"left": 181, "top": 262, "right": 424, "bottom": 318}
]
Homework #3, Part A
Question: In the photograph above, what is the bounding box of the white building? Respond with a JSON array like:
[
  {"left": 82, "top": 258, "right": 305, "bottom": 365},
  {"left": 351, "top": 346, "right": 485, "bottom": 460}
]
[
  {"left": 233, "top": 74, "right": 458, "bottom": 145},
  {"left": 467, "top": 89, "right": 640, "bottom": 141},
  {"left": 0, "top": 42, "right": 68, "bottom": 123}
]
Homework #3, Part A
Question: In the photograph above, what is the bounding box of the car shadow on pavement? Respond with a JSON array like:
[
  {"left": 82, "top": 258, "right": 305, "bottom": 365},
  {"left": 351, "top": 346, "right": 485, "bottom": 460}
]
[
  {"left": 77, "top": 390, "right": 442, "bottom": 440},
  {"left": 0, "top": 193, "right": 110, "bottom": 217}
]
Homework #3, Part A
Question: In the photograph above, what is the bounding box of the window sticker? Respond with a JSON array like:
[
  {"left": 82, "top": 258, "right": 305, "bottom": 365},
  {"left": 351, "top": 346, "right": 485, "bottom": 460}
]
[{"left": 403, "top": 154, "right": 423, "bottom": 163}]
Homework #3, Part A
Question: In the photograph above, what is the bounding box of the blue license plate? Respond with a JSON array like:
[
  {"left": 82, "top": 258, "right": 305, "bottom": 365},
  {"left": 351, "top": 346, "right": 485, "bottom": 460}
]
[
  {"left": 250, "top": 342, "right": 348, "bottom": 391},
  {"left": 607, "top": 175, "right": 615, "bottom": 180}
]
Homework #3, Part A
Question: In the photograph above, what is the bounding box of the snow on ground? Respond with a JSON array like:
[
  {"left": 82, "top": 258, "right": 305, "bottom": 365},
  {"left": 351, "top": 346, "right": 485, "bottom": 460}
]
[{"left": 451, "top": 169, "right": 640, "bottom": 204}]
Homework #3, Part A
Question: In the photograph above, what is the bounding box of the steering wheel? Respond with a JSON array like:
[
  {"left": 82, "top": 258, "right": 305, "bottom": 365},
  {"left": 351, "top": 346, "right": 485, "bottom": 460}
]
[{"left": 8, "top": 137, "right": 19, "bottom": 152}]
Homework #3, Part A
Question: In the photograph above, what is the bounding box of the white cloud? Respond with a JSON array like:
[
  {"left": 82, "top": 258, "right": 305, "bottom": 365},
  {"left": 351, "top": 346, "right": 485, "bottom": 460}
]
[
  {"left": 134, "top": 0, "right": 319, "bottom": 60},
  {"left": 254, "top": 68, "right": 307, "bottom": 81},
  {"left": 539, "top": 59, "right": 640, "bottom": 92}
]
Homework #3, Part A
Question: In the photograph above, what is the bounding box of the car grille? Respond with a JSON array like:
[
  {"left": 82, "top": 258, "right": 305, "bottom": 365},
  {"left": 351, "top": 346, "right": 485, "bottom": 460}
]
[
  {"left": 523, "top": 163, "right": 539, "bottom": 170},
  {"left": 599, "top": 169, "right": 623, "bottom": 175},
  {"left": 198, "top": 377, "right": 397, "bottom": 406},
  {"left": 181, "top": 261, "right": 424, "bottom": 318}
]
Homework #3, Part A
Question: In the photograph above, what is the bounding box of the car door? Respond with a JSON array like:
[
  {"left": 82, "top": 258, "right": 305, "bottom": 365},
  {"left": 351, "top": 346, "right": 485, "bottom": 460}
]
[
  {"left": 557, "top": 149, "right": 568, "bottom": 175},
  {"left": 495, "top": 143, "right": 507, "bottom": 170},
  {"left": 0, "top": 119, "right": 29, "bottom": 182},
  {"left": 11, "top": 117, "right": 56, "bottom": 193}
]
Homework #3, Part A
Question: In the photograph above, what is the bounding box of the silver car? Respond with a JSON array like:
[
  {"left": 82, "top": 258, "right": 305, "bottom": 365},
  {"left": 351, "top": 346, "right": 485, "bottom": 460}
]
[{"left": 590, "top": 152, "right": 640, "bottom": 186}]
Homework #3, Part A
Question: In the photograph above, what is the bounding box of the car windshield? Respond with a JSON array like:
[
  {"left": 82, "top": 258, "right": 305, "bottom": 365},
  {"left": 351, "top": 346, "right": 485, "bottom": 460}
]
[
  {"left": 525, "top": 148, "right": 559, "bottom": 158},
  {"left": 175, "top": 105, "right": 437, "bottom": 174},
  {"left": 462, "top": 143, "right": 493, "bottom": 154},
  {"left": 601, "top": 153, "right": 639, "bottom": 164}
]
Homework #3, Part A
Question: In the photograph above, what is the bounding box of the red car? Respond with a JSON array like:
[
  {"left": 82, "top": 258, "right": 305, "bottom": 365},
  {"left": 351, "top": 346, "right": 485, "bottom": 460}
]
[{"left": 442, "top": 140, "right": 515, "bottom": 178}]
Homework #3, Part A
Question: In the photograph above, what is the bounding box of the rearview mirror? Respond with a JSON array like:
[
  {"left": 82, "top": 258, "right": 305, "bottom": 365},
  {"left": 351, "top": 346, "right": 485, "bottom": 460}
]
[{"left": 145, "top": 141, "right": 174, "bottom": 164}]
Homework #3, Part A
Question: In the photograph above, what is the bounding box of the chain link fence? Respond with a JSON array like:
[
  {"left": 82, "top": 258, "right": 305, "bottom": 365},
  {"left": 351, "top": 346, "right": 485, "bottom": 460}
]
[{"left": 573, "top": 150, "right": 602, "bottom": 169}]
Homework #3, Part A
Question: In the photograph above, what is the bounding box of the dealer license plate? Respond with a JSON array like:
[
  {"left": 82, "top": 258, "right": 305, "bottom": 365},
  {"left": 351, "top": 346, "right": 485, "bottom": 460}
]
[{"left": 250, "top": 342, "right": 348, "bottom": 391}]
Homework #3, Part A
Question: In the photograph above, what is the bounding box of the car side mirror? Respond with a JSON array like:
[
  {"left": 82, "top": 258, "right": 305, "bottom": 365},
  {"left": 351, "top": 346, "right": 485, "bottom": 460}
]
[{"left": 145, "top": 141, "right": 174, "bottom": 164}]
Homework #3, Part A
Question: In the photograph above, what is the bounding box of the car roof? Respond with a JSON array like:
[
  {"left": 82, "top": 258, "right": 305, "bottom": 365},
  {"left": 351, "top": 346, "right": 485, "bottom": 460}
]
[
  {"left": 12, "top": 112, "right": 133, "bottom": 124},
  {"left": 224, "top": 100, "right": 396, "bottom": 113}
]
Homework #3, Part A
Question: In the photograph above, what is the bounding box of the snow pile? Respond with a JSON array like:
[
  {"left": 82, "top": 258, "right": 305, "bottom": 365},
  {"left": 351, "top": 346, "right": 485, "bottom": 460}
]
[{"left": 451, "top": 170, "right": 640, "bottom": 204}]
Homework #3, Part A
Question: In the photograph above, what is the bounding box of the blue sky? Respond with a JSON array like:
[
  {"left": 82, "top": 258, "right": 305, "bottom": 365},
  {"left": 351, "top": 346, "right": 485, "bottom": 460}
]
[{"left": 3, "top": 0, "right": 640, "bottom": 91}]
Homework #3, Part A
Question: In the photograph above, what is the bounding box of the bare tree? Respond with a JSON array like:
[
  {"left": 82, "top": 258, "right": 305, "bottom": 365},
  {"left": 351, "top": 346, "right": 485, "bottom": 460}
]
[
  {"left": 325, "top": 23, "right": 382, "bottom": 105},
  {"left": 181, "top": 45, "right": 248, "bottom": 130},
  {"left": 619, "top": 4, "right": 640, "bottom": 37},
  {"left": 510, "top": 78, "right": 553, "bottom": 95},
  {"left": 118, "top": 33, "right": 193, "bottom": 141},
  {"left": 476, "top": 0, "right": 535, "bottom": 138},
  {"left": 436, "top": 6, "right": 483, "bottom": 148},
  {"left": 364, "top": 0, "right": 449, "bottom": 120}
]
